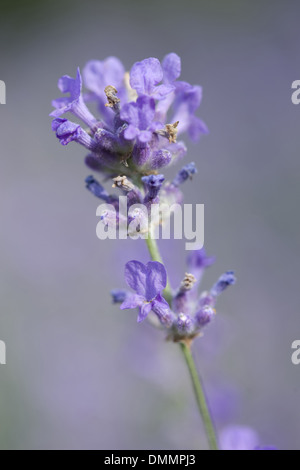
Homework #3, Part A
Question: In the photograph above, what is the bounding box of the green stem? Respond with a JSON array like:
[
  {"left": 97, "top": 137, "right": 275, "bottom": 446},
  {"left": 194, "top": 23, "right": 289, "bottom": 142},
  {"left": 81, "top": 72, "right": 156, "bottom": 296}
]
[
  {"left": 180, "top": 342, "right": 219, "bottom": 450},
  {"left": 144, "top": 234, "right": 218, "bottom": 451}
]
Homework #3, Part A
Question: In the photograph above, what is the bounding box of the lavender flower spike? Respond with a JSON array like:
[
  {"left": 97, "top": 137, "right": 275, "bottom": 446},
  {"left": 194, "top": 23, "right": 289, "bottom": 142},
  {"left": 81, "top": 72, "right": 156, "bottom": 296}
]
[{"left": 120, "top": 260, "right": 171, "bottom": 323}]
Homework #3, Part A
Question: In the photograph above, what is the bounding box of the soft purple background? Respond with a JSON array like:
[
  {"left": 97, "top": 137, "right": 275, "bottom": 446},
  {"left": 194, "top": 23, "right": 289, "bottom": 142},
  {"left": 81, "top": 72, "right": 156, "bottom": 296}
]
[{"left": 0, "top": 0, "right": 299, "bottom": 450}]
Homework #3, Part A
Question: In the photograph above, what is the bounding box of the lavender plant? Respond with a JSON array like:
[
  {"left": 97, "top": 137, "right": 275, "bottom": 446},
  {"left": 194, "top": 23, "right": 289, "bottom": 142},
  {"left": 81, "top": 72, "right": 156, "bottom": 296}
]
[{"left": 50, "top": 53, "right": 272, "bottom": 450}]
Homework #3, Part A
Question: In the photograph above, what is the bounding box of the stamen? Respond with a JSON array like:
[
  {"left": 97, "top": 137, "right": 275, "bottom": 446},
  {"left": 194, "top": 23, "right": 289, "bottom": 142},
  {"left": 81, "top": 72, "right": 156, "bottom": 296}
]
[
  {"left": 180, "top": 273, "right": 196, "bottom": 292},
  {"left": 104, "top": 85, "right": 120, "bottom": 108},
  {"left": 165, "top": 121, "right": 179, "bottom": 143},
  {"left": 156, "top": 121, "right": 179, "bottom": 143},
  {"left": 112, "top": 175, "right": 134, "bottom": 191}
]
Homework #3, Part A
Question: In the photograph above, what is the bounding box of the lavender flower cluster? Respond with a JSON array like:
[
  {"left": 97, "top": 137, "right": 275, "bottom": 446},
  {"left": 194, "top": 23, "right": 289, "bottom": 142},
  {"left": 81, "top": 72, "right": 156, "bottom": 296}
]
[
  {"left": 50, "top": 53, "right": 236, "bottom": 342},
  {"left": 112, "top": 252, "right": 236, "bottom": 342},
  {"left": 50, "top": 54, "right": 207, "bottom": 239},
  {"left": 51, "top": 54, "right": 207, "bottom": 175}
]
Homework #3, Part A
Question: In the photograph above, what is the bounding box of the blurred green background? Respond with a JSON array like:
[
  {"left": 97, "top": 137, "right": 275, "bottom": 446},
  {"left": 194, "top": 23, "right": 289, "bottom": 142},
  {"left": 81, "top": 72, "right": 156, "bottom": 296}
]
[{"left": 0, "top": 0, "right": 299, "bottom": 449}]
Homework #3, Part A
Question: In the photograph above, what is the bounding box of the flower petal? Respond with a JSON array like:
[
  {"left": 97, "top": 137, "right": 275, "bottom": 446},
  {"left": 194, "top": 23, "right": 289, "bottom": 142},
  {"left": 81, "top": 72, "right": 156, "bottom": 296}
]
[
  {"left": 151, "top": 84, "right": 175, "bottom": 100},
  {"left": 124, "top": 124, "right": 139, "bottom": 140},
  {"left": 220, "top": 426, "right": 260, "bottom": 451},
  {"left": 145, "top": 261, "right": 167, "bottom": 301},
  {"left": 188, "top": 116, "right": 209, "bottom": 142},
  {"left": 124, "top": 260, "right": 147, "bottom": 296},
  {"left": 120, "top": 293, "right": 144, "bottom": 310},
  {"left": 137, "top": 302, "right": 152, "bottom": 323},
  {"left": 138, "top": 130, "right": 152, "bottom": 143},
  {"left": 130, "top": 58, "right": 163, "bottom": 96},
  {"left": 83, "top": 58, "right": 125, "bottom": 96},
  {"left": 137, "top": 96, "right": 155, "bottom": 129},
  {"left": 152, "top": 295, "right": 174, "bottom": 327},
  {"left": 120, "top": 101, "right": 139, "bottom": 127},
  {"left": 58, "top": 67, "right": 82, "bottom": 100},
  {"left": 162, "top": 53, "right": 181, "bottom": 83}
]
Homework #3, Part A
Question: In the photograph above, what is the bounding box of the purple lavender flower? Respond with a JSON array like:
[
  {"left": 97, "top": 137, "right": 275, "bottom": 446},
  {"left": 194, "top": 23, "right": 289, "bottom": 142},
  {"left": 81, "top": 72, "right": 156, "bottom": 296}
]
[
  {"left": 220, "top": 426, "right": 260, "bottom": 451},
  {"left": 155, "top": 53, "right": 181, "bottom": 122},
  {"left": 173, "top": 249, "right": 214, "bottom": 317},
  {"left": 85, "top": 175, "right": 112, "bottom": 202},
  {"left": 120, "top": 260, "right": 172, "bottom": 323},
  {"left": 187, "top": 248, "right": 215, "bottom": 276},
  {"left": 51, "top": 53, "right": 208, "bottom": 184},
  {"left": 52, "top": 118, "right": 97, "bottom": 150},
  {"left": 255, "top": 446, "right": 278, "bottom": 451},
  {"left": 142, "top": 174, "right": 165, "bottom": 202},
  {"left": 176, "top": 313, "right": 194, "bottom": 334},
  {"left": 150, "top": 149, "right": 172, "bottom": 170},
  {"left": 220, "top": 426, "right": 277, "bottom": 451},
  {"left": 130, "top": 57, "right": 175, "bottom": 100},
  {"left": 50, "top": 68, "right": 96, "bottom": 128},
  {"left": 162, "top": 53, "right": 181, "bottom": 85},
  {"left": 186, "top": 248, "right": 216, "bottom": 298},
  {"left": 211, "top": 271, "right": 236, "bottom": 297},
  {"left": 172, "top": 81, "right": 209, "bottom": 141},
  {"left": 170, "top": 248, "right": 236, "bottom": 336},
  {"left": 114, "top": 250, "right": 235, "bottom": 340},
  {"left": 172, "top": 162, "right": 197, "bottom": 187},
  {"left": 120, "top": 96, "right": 161, "bottom": 143},
  {"left": 195, "top": 305, "right": 215, "bottom": 327},
  {"left": 111, "top": 289, "right": 128, "bottom": 304},
  {"left": 83, "top": 57, "right": 126, "bottom": 113}
]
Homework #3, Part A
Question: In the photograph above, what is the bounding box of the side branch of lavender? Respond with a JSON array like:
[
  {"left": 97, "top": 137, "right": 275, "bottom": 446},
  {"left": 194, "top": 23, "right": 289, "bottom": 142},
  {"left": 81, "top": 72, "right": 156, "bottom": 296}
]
[{"left": 50, "top": 53, "right": 250, "bottom": 450}]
